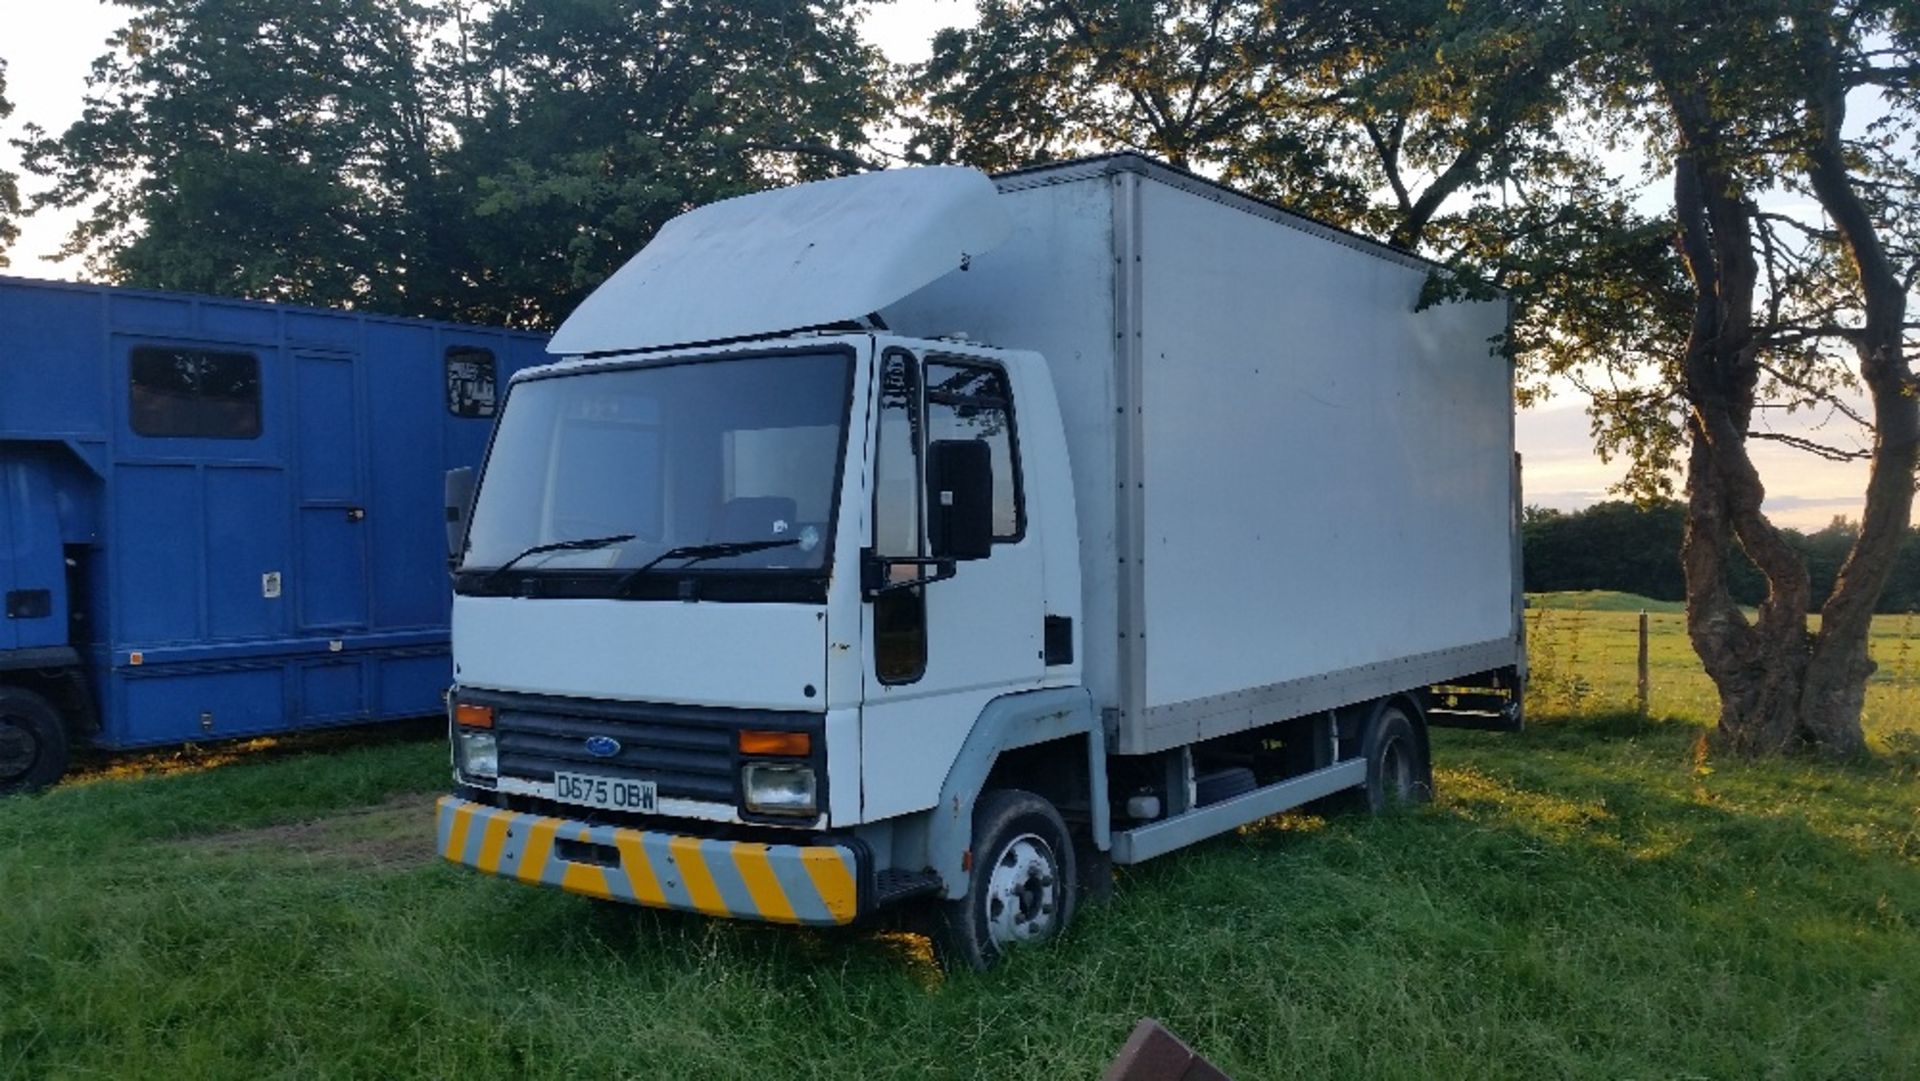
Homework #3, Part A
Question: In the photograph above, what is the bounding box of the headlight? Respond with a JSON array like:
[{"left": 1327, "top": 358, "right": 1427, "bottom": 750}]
[
  {"left": 743, "top": 762, "right": 816, "bottom": 816},
  {"left": 457, "top": 730, "right": 499, "bottom": 781}
]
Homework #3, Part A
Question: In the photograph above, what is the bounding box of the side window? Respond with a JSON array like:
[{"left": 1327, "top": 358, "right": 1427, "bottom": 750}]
[
  {"left": 445, "top": 346, "right": 498, "bottom": 418},
  {"left": 129, "top": 347, "right": 262, "bottom": 439},
  {"left": 925, "top": 360, "right": 1022, "bottom": 540},
  {"left": 872, "top": 351, "right": 926, "bottom": 684}
]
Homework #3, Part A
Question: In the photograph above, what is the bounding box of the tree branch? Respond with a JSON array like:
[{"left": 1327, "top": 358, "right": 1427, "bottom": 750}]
[{"left": 1748, "top": 431, "right": 1872, "bottom": 461}]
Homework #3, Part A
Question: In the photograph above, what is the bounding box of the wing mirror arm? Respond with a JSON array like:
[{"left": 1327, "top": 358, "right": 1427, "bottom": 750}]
[{"left": 861, "top": 553, "right": 959, "bottom": 598}]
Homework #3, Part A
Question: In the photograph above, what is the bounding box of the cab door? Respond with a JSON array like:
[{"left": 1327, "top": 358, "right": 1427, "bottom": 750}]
[{"left": 858, "top": 346, "right": 1045, "bottom": 821}]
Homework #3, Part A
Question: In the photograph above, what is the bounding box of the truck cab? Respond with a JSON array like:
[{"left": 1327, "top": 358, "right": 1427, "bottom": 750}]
[{"left": 442, "top": 331, "right": 1090, "bottom": 950}]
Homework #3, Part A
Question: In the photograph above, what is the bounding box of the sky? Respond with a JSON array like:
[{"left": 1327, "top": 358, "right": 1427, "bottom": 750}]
[{"left": 0, "top": 0, "right": 1879, "bottom": 529}]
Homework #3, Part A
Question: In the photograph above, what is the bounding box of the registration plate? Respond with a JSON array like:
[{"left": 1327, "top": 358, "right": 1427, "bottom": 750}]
[{"left": 551, "top": 770, "right": 657, "bottom": 813}]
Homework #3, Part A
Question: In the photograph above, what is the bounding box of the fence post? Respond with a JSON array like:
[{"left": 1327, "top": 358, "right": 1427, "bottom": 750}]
[{"left": 1637, "top": 609, "right": 1650, "bottom": 716}]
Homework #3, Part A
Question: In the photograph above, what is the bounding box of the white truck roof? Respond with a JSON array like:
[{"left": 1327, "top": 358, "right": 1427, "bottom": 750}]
[{"left": 547, "top": 166, "right": 1010, "bottom": 356}]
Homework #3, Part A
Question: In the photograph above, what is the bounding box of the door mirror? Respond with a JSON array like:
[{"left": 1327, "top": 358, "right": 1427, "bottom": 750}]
[
  {"left": 445, "top": 467, "right": 476, "bottom": 565},
  {"left": 927, "top": 439, "right": 993, "bottom": 561}
]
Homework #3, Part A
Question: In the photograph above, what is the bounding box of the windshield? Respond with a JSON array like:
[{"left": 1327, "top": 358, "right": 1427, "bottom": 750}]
[{"left": 459, "top": 350, "right": 854, "bottom": 594}]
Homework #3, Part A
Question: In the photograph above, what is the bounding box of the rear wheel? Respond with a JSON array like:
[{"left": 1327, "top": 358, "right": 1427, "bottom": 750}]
[
  {"left": 0, "top": 686, "right": 69, "bottom": 796},
  {"left": 1360, "top": 703, "right": 1431, "bottom": 813},
  {"left": 932, "top": 789, "right": 1077, "bottom": 972}
]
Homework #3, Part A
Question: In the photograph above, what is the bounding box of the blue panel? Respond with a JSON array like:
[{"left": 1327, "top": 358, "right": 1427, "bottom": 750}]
[
  {"left": 109, "top": 294, "right": 194, "bottom": 333},
  {"left": 0, "top": 283, "right": 107, "bottom": 437},
  {"left": 200, "top": 302, "right": 277, "bottom": 342},
  {"left": 114, "top": 465, "right": 202, "bottom": 644},
  {"left": 204, "top": 467, "right": 291, "bottom": 639},
  {"left": 299, "top": 512, "right": 368, "bottom": 629},
  {"left": 283, "top": 311, "right": 359, "bottom": 352},
  {"left": 377, "top": 652, "right": 449, "bottom": 716},
  {"left": 294, "top": 355, "right": 369, "bottom": 629},
  {"left": 365, "top": 322, "right": 444, "bottom": 629},
  {"left": 0, "top": 461, "right": 14, "bottom": 653},
  {"left": 302, "top": 661, "right": 366, "bottom": 721},
  {"left": 117, "top": 667, "right": 286, "bottom": 745},
  {"left": 295, "top": 357, "right": 357, "bottom": 499},
  {"left": 0, "top": 458, "right": 72, "bottom": 650}
]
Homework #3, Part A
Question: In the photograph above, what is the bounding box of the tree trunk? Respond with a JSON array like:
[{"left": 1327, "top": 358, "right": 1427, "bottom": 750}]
[
  {"left": 1681, "top": 423, "right": 1810, "bottom": 755},
  {"left": 1789, "top": 12, "right": 1917, "bottom": 758},
  {"left": 1665, "top": 101, "right": 1817, "bottom": 756}
]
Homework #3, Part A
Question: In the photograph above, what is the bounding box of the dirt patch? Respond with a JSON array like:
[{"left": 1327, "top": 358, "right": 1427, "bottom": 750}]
[
  {"left": 182, "top": 792, "right": 440, "bottom": 871},
  {"left": 68, "top": 717, "right": 444, "bottom": 786}
]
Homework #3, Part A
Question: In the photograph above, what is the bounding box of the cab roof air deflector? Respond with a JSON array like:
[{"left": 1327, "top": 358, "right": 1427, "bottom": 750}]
[{"left": 547, "top": 167, "right": 1011, "bottom": 356}]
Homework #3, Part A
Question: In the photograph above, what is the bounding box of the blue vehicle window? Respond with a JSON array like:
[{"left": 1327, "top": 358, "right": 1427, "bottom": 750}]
[{"left": 129, "top": 347, "right": 262, "bottom": 439}]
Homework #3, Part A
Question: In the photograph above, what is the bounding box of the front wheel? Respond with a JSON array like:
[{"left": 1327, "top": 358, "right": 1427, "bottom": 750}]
[
  {"left": 0, "top": 686, "right": 70, "bottom": 796},
  {"left": 932, "top": 789, "right": 1078, "bottom": 972}
]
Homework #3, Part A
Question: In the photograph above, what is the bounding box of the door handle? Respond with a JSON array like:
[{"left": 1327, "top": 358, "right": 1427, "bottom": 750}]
[{"left": 346, "top": 507, "right": 366, "bottom": 522}]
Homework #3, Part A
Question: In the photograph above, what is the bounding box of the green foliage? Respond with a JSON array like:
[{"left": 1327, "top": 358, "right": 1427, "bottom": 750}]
[
  {"left": 1523, "top": 502, "right": 1920, "bottom": 613},
  {"left": 0, "top": 57, "right": 20, "bottom": 266},
  {"left": 1525, "top": 501, "right": 1692, "bottom": 601},
  {"left": 907, "top": 0, "right": 1585, "bottom": 252},
  {"left": 20, "top": 0, "right": 888, "bottom": 325},
  {"left": 436, "top": 0, "right": 887, "bottom": 325},
  {"left": 19, "top": 0, "right": 439, "bottom": 305}
]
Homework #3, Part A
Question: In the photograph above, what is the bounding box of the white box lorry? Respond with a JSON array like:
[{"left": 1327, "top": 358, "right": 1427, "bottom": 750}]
[{"left": 436, "top": 153, "right": 1523, "bottom": 969}]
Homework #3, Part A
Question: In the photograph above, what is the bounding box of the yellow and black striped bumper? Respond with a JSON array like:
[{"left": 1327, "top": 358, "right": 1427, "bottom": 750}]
[{"left": 435, "top": 796, "right": 862, "bottom": 926}]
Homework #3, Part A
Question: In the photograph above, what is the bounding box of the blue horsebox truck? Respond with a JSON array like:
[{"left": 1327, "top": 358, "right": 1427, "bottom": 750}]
[{"left": 0, "top": 275, "right": 546, "bottom": 793}]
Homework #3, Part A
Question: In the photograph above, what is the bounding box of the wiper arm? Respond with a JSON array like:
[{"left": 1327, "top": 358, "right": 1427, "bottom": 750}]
[
  {"left": 613, "top": 539, "right": 800, "bottom": 596},
  {"left": 477, "top": 533, "right": 636, "bottom": 587}
]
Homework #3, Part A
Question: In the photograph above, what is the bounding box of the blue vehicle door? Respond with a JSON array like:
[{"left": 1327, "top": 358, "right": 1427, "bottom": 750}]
[
  {"left": 292, "top": 353, "right": 370, "bottom": 631},
  {"left": 116, "top": 336, "right": 291, "bottom": 649}
]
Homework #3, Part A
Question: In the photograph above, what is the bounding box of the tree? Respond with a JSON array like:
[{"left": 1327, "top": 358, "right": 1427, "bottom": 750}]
[
  {"left": 21, "top": 0, "right": 887, "bottom": 326},
  {"left": 1557, "top": 0, "right": 1920, "bottom": 755},
  {"left": 19, "top": 0, "right": 444, "bottom": 307},
  {"left": 1524, "top": 500, "right": 1690, "bottom": 599},
  {"left": 0, "top": 58, "right": 21, "bottom": 266},
  {"left": 906, "top": 0, "right": 1587, "bottom": 253},
  {"left": 434, "top": 0, "right": 887, "bottom": 325}
]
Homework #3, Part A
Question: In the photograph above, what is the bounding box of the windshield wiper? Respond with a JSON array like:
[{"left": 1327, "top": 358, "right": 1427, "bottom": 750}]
[
  {"left": 613, "top": 539, "right": 801, "bottom": 596},
  {"left": 476, "top": 534, "right": 636, "bottom": 587}
]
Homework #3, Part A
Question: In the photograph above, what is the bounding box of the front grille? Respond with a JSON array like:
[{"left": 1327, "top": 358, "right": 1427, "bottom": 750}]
[
  {"left": 496, "top": 708, "right": 736, "bottom": 801},
  {"left": 462, "top": 689, "right": 824, "bottom": 809}
]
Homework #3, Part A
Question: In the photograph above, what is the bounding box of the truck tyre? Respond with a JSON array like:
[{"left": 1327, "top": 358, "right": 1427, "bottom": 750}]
[
  {"left": 932, "top": 789, "right": 1078, "bottom": 972},
  {"left": 0, "top": 686, "right": 69, "bottom": 796},
  {"left": 1360, "top": 703, "right": 1431, "bottom": 813}
]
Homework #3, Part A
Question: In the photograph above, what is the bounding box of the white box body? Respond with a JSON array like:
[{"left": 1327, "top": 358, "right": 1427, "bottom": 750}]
[{"left": 884, "top": 156, "right": 1521, "bottom": 754}]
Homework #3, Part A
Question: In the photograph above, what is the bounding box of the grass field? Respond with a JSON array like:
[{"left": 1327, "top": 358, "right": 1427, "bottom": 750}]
[
  {"left": 3, "top": 599, "right": 1917, "bottom": 1079},
  {"left": 1527, "top": 591, "right": 1920, "bottom": 740}
]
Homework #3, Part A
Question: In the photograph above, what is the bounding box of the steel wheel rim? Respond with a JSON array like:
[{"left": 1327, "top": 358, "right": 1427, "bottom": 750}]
[{"left": 984, "top": 833, "right": 1060, "bottom": 948}]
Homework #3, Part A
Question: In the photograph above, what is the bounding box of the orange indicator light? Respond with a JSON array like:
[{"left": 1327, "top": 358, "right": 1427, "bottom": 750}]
[{"left": 738, "top": 730, "right": 810, "bottom": 756}]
